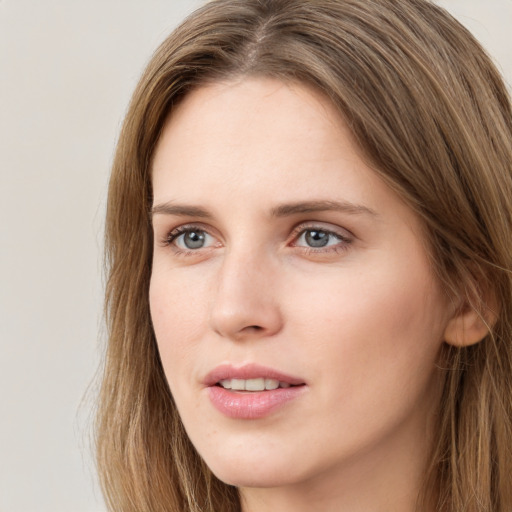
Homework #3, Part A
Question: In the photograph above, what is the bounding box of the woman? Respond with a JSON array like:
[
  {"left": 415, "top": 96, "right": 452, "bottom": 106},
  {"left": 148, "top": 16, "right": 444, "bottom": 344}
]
[{"left": 96, "top": 0, "right": 512, "bottom": 510}]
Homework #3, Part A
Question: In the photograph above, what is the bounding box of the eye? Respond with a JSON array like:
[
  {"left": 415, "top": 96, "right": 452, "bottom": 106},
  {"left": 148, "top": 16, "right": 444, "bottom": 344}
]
[
  {"left": 293, "top": 226, "right": 351, "bottom": 251},
  {"left": 299, "top": 229, "right": 335, "bottom": 248},
  {"left": 168, "top": 227, "right": 217, "bottom": 250}
]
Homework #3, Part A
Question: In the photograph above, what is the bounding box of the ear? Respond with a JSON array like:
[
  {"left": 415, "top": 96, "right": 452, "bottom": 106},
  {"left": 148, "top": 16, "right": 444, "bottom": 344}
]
[{"left": 444, "top": 299, "right": 497, "bottom": 347}]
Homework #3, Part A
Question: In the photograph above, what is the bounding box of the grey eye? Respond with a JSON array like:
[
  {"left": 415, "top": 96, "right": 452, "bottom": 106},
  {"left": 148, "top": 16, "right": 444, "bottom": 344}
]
[
  {"left": 295, "top": 228, "right": 345, "bottom": 249},
  {"left": 304, "top": 230, "right": 330, "bottom": 248},
  {"left": 184, "top": 231, "right": 205, "bottom": 249},
  {"left": 174, "top": 229, "right": 214, "bottom": 250}
]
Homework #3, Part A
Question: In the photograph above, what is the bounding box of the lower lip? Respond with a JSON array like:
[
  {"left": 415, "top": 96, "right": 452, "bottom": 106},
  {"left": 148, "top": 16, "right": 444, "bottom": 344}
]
[{"left": 207, "top": 385, "right": 306, "bottom": 419}]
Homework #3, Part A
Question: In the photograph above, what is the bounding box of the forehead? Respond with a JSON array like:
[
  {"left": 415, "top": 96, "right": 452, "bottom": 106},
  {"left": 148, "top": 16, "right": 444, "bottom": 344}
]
[
  {"left": 153, "top": 78, "right": 345, "bottom": 166},
  {"left": 152, "top": 78, "right": 373, "bottom": 200}
]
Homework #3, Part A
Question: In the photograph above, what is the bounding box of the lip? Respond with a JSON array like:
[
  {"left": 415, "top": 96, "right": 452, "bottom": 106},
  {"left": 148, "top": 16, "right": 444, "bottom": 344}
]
[
  {"left": 204, "top": 363, "right": 307, "bottom": 420},
  {"left": 203, "top": 363, "right": 305, "bottom": 387}
]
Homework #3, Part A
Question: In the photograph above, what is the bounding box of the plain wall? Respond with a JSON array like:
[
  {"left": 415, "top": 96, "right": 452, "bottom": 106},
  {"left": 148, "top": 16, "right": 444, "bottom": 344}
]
[{"left": 0, "top": 1, "right": 510, "bottom": 511}]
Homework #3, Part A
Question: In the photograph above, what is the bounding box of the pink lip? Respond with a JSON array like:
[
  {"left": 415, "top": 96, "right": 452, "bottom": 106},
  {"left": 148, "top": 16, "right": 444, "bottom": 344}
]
[
  {"left": 204, "top": 364, "right": 307, "bottom": 420},
  {"left": 203, "top": 363, "right": 305, "bottom": 387}
]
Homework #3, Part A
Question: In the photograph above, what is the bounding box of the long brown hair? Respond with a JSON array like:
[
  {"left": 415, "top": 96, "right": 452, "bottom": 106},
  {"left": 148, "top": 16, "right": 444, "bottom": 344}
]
[{"left": 96, "top": 1, "right": 512, "bottom": 510}]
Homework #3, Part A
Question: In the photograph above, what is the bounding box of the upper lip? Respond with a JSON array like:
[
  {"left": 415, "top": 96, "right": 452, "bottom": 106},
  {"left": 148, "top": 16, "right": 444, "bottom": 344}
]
[{"left": 203, "top": 363, "right": 305, "bottom": 387}]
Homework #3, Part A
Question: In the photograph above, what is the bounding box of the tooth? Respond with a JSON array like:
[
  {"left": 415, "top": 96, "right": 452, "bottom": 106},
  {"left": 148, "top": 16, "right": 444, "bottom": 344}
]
[
  {"left": 264, "top": 378, "right": 279, "bottom": 390},
  {"left": 245, "top": 378, "right": 265, "bottom": 391},
  {"left": 219, "top": 378, "right": 285, "bottom": 391},
  {"left": 220, "top": 379, "right": 232, "bottom": 389},
  {"left": 231, "top": 379, "right": 246, "bottom": 391}
]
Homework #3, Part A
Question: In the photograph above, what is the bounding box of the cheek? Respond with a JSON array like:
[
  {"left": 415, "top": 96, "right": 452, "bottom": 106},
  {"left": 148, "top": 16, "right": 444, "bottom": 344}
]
[
  {"left": 285, "top": 253, "right": 447, "bottom": 389},
  {"left": 149, "top": 266, "right": 210, "bottom": 376},
  {"left": 276, "top": 264, "right": 446, "bottom": 462}
]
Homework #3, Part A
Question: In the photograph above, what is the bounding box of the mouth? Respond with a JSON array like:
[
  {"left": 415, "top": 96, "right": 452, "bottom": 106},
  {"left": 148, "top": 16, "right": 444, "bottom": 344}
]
[
  {"left": 205, "top": 365, "right": 307, "bottom": 419},
  {"left": 204, "top": 363, "right": 306, "bottom": 390},
  {"left": 216, "top": 378, "right": 301, "bottom": 391}
]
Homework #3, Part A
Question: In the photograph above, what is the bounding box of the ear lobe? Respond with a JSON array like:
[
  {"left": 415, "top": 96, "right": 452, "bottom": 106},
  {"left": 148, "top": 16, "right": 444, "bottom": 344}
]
[{"left": 444, "top": 303, "right": 496, "bottom": 347}]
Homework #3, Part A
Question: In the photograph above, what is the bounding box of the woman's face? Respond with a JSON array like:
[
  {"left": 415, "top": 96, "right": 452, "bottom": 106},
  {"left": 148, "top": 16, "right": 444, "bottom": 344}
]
[{"left": 150, "top": 78, "right": 453, "bottom": 497}]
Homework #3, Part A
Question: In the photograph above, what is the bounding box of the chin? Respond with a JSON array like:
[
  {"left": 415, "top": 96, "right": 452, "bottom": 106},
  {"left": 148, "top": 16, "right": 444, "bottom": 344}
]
[
  {"left": 202, "top": 448, "right": 305, "bottom": 489},
  {"left": 212, "top": 465, "right": 297, "bottom": 489}
]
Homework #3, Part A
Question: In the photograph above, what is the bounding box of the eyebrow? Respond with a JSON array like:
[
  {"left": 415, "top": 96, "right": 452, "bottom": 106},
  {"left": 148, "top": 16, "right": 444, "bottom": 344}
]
[
  {"left": 151, "top": 202, "right": 212, "bottom": 218},
  {"left": 270, "top": 200, "right": 377, "bottom": 218},
  {"left": 151, "top": 200, "right": 377, "bottom": 219}
]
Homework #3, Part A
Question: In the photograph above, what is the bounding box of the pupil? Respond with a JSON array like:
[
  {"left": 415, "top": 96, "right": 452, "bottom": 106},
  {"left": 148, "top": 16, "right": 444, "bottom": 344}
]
[
  {"left": 305, "top": 230, "right": 329, "bottom": 248},
  {"left": 184, "top": 231, "right": 205, "bottom": 249}
]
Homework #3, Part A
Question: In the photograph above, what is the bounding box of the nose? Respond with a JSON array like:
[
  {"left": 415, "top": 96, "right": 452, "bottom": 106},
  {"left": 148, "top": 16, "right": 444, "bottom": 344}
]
[{"left": 209, "top": 249, "right": 283, "bottom": 341}]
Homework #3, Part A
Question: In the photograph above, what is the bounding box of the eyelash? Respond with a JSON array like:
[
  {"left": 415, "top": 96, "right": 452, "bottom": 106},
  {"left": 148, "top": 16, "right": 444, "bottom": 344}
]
[
  {"left": 161, "top": 223, "right": 353, "bottom": 256},
  {"left": 162, "top": 225, "right": 216, "bottom": 256},
  {"left": 289, "top": 224, "right": 352, "bottom": 254}
]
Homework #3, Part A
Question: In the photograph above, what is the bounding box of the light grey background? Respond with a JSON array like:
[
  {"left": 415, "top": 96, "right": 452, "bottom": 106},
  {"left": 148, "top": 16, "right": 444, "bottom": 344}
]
[{"left": 0, "top": 1, "right": 510, "bottom": 511}]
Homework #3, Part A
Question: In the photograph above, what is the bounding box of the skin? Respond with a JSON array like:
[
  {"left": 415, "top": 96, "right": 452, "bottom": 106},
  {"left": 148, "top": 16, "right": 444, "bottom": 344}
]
[{"left": 150, "top": 77, "right": 458, "bottom": 512}]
